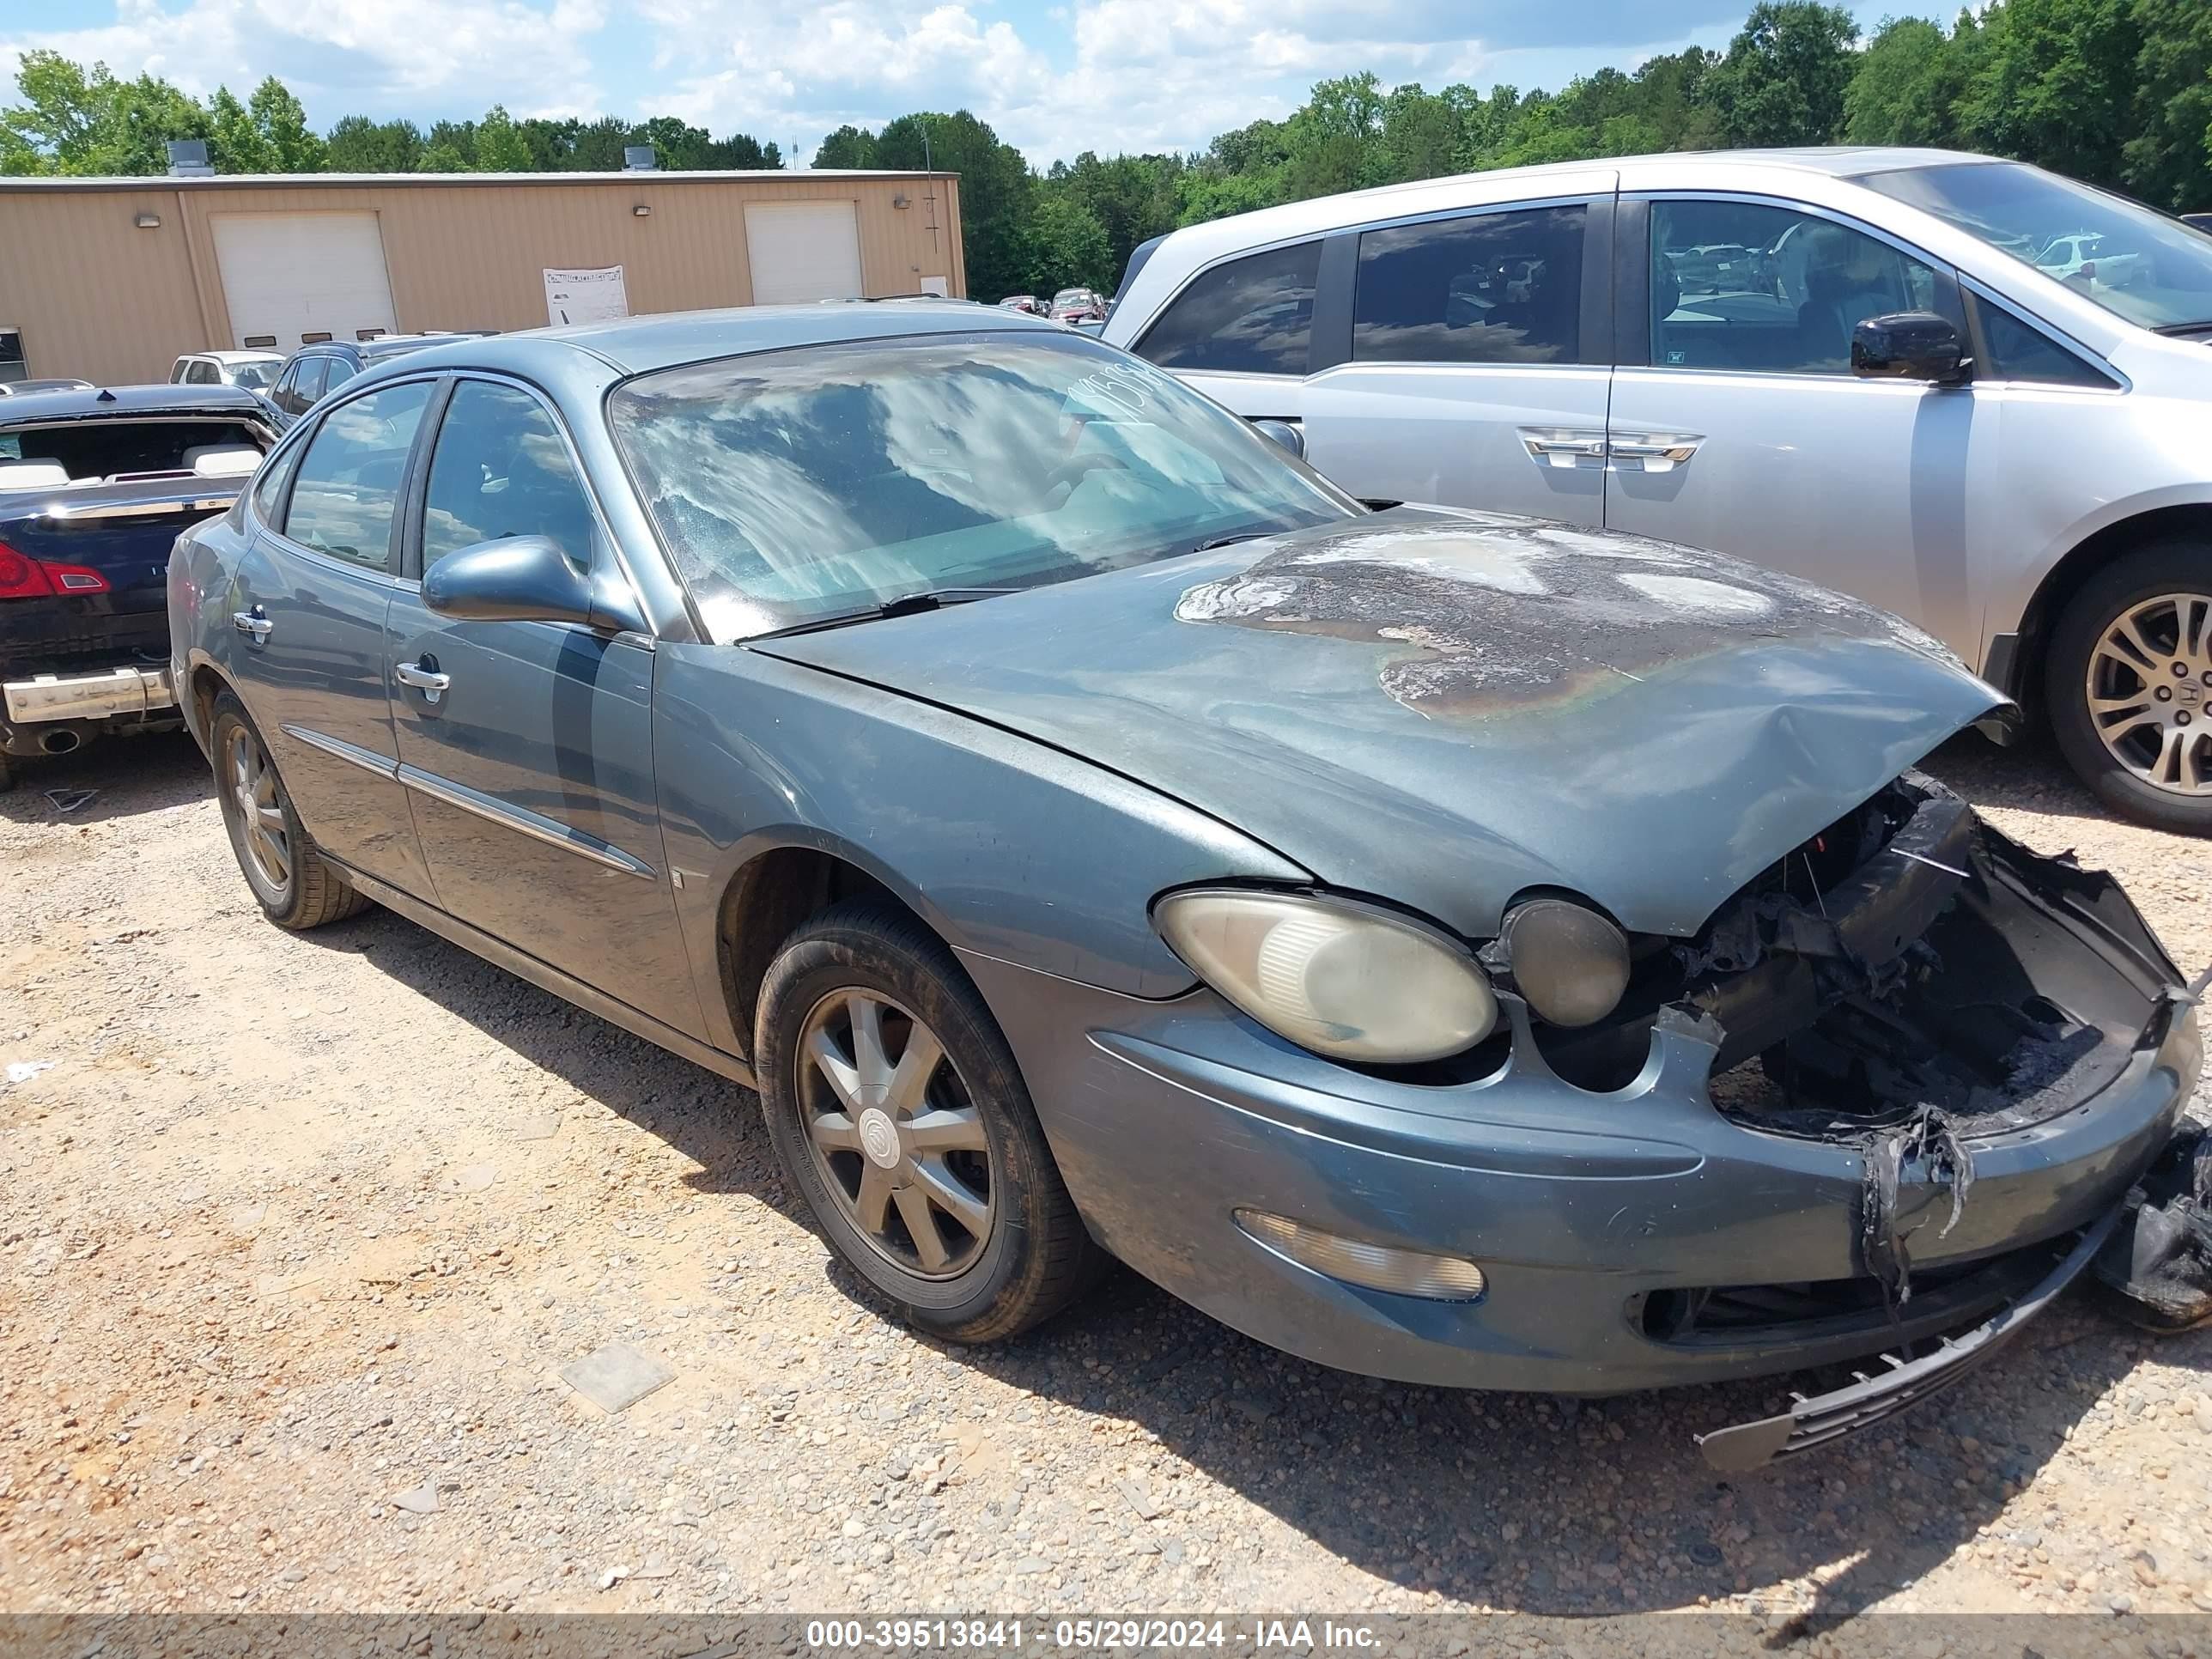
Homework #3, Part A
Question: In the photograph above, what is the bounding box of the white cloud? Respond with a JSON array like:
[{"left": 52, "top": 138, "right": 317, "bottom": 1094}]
[
  {"left": 0, "top": 0, "right": 1759, "bottom": 166},
  {"left": 0, "top": 0, "right": 610, "bottom": 122}
]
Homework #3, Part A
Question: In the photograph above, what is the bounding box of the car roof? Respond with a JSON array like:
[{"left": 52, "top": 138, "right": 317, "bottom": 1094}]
[
  {"left": 191, "top": 349, "right": 283, "bottom": 364},
  {"left": 383, "top": 300, "right": 1062, "bottom": 378},
  {"left": 0, "top": 382, "right": 270, "bottom": 422},
  {"left": 1129, "top": 145, "right": 2004, "bottom": 266}
]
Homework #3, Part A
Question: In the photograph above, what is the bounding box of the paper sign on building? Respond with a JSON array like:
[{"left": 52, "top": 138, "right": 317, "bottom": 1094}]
[{"left": 544, "top": 265, "right": 629, "bottom": 327}]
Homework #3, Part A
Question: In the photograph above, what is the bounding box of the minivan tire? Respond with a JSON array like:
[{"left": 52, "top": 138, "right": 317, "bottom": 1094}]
[
  {"left": 755, "top": 900, "right": 1106, "bottom": 1343},
  {"left": 2046, "top": 541, "right": 2212, "bottom": 836},
  {"left": 209, "top": 690, "right": 371, "bottom": 929}
]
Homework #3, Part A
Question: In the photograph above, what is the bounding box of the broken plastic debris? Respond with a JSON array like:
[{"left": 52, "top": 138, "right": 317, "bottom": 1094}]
[
  {"left": 392, "top": 1478, "right": 439, "bottom": 1515},
  {"left": 560, "top": 1342, "right": 675, "bottom": 1414},
  {"left": 4, "top": 1060, "right": 55, "bottom": 1085},
  {"left": 43, "top": 787, "right": 96, "bottom": 812}
]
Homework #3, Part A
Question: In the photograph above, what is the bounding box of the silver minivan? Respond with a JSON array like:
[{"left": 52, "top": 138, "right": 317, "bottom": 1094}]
[{"left": 1103, "top": 148, "right": 2212, "bottom": 834}]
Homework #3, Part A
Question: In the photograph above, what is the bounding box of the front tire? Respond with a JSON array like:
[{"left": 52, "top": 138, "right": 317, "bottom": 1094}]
[
  {"left": 209, "top": 691, "right": 368, "bottom": 929},
  {"left": 2046, "top": 541, "right": 2212, "bottom": 836},
  {"left": 755, "top": 901, "right": 1103, "bottom": 1342}
]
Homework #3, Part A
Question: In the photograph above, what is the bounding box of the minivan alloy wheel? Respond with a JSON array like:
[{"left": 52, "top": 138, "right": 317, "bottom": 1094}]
[
  {"left": 795, "top": 988, "right": 995, "bottom": 1279},
  {"left": 2086, "top": 591, "right": 2212, "bottom": 796},
  {"left": 226, "top": 724, "right": 291, "bottom": 890}
]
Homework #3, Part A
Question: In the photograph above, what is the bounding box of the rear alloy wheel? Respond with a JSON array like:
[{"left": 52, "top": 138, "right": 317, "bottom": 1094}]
[
  {"left": 2048, "top": 544, "right": 2212, "bottom": 835},
  {"left": 209, "top": 691, "right": 369, "bottom": 929},
  {"left": 756, "top": 900, "right": 1105, "bottom": 1342}
]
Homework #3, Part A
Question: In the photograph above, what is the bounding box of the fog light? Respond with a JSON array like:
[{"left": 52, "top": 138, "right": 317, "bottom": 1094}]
[{"left": 1234, "top": 1209, "right": 1487, "bottom": 1301}]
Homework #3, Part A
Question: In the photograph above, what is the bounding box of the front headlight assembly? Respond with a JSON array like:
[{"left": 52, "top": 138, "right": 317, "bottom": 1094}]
[{"left": 1153, "top": 888, "right": 1498, "bottom": 1064}]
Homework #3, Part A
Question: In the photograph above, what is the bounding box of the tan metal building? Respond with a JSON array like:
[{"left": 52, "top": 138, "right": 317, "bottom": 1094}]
[{"left": 0, "top": 167, "right": 965, "bottom": 386}]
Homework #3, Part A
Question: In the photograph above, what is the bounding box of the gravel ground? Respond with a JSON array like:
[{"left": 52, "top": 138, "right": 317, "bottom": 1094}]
[{"left": 3, "top": 727, "right": 2209, "bottom": 1628}]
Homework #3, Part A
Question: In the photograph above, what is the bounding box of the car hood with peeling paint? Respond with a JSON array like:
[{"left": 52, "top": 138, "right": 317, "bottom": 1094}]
[{"left": 752, "top": 507, "right": 2009, "bottom": 940}]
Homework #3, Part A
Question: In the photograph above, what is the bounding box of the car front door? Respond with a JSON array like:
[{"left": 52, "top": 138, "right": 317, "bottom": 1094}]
[
  {"left": 1298, "top": 194, "right": 1615, "bottom": 526},
  {"left": 226, "top": 377, "right": 440, "bottom": 896},
  {"left": 382, "top": 375, "right": 705, "bottom": 1037},
  {"left": 1604, "top": 196, "right": 1987, "bottom": 653}
]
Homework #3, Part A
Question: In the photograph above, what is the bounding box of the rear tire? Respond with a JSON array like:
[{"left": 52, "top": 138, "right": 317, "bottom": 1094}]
[
  {"left": 209, "top": 691, "right": 368, "bottom": 929},
  {"left": 755, "top": 900, "right": 1105, "bottom": 1343},
  {"left": 2045, "top": 540, "right": 2212, "bottom": 836}
]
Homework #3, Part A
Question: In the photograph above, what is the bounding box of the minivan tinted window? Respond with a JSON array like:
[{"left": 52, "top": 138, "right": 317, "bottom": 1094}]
[
  {"left": 1134, "top": 240, "right": 1321, "bottom": 376},
  {"left": 1653, "top": 199, "right": 1937, "bottom": 374},
  {"left": 1354, "top": 205, "right": 1590, "bottom": 365}
]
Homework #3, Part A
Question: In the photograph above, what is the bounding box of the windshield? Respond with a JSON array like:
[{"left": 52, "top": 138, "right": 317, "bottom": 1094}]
[
  {"left": 1862, "top": 161, "right": 2212, "bottom": 332},
  {"left": 609, "top": 330, "right": 1357, "bottom": 641},
  {"left": 231, "top": 362, "right": 277, "bottom": 391}
]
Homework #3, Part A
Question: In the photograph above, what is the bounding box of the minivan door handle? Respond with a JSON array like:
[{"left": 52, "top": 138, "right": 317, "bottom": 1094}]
[
  {"left": 395, "top": 657, "right": 451, "bottom": 705},
  {"left": 1607, "top": 433, "right": 1705, "bottom": 474},
  {"left": 1518, "top": 428, "right": 1608, "bottom": 469}
]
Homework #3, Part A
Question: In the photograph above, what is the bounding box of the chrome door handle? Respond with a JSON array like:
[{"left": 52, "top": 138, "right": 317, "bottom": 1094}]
[
  {"left": 231, "top": 609, "right": 273, "bottom": 641},
  {"left": 394, "top": 659, "right": 451, "bottom": 704},
  {"left": 1518, "top": 428, "right": 1608, "bottom": 469},
  {"left": 1607, "top": 434, "right": 1704, "bottom": 474}
]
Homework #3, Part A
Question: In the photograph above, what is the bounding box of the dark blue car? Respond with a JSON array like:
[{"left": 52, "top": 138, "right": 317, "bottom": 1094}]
[
  {"left": 1, "top": 382, "right": 273, "bottom": 788},
  {"left": 167, "top": 304, "right": 2203, "bottom": 1467}
]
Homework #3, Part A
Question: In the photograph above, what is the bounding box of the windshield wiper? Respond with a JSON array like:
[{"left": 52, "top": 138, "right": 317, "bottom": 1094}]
[
  {"left": 746, "top": 586, "right": 1018, "bottom": 641},
  {"left": 2153, "top": 319, "right": 2212, "bottom": 337},
  {"left": 1193, "top": 530, "right": 1274, "bottom": 554}
]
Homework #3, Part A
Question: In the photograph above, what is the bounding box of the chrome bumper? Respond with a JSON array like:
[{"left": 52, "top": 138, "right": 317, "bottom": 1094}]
[{"left": 3, "top": 664, "right": 176, "bottom": 723}]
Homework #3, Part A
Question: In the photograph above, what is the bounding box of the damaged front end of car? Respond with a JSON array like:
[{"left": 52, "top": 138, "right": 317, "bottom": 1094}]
[{"left": 1478, "top": 770, "right": 2209, "bottom": 1468}]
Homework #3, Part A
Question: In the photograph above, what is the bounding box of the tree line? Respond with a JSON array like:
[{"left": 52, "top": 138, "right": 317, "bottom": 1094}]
[{"left": 4, "top": 0, "right": 2209, "bottom": 303}]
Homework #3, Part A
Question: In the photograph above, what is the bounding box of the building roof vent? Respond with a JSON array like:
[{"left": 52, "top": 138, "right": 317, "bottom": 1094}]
[
  {"left": 166, "top": 139, "right": 213, "bottom": 177},
  {"left": 622, "top": 145, "right": 658, "bottom": 172}
]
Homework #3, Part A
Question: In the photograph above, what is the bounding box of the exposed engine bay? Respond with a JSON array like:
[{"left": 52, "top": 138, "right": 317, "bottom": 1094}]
[{"left": 1495, "top": 771, "right": 2211, "bottom": 1321}]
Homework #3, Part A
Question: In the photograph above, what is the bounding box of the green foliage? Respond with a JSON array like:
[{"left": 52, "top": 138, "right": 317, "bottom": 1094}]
[{"left": 1702, "top": 2, "right": 1858, "bottom": 147}]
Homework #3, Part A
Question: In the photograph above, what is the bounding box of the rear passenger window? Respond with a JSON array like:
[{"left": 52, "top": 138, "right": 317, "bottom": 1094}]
[
  {"left": 1972, "top": 298, "right": 2115, "bottom": 388},
  {"left": 280, "top": 381, "right": 434, "bottom": 572},
  {"left": 1653, "top": 199, "right": 1939, "bottom": 374},
  {"left": 1354, "top": 205, "right": 1591, "bottom": 364},
  {"left": 252, "top": 441, "right": 299, "bottom": 522},
  {"left": 1134, "top": 240, "right": 1320, "bottom": 376}
]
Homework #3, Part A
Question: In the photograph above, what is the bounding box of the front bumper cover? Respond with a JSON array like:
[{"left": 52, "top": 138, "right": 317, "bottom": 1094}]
[{"left": 1696, "top": 1203, "right": 2121, "bottom": 1471}]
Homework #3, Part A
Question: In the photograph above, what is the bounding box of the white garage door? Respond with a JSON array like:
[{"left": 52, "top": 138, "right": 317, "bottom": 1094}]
[
  {"left": 745, "top": 201, "right": 865, "bottom": 305},
  {"left": 210, "top": 212, "right": 398, "bottom": 351}
]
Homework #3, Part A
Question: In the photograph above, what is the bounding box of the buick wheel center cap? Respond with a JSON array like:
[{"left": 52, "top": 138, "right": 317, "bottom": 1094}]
[{"left": 858, "top": 1108, "right": 901, "bottom": 1170}]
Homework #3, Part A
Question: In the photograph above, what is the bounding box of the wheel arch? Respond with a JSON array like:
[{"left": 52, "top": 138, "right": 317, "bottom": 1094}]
[
  {"left": 2004, "top": 504, "right": 2212, "bottom": 715},
  {"left": 712, "top": 834, "right": 958, "bottom": 1065},
  {"left": 185, "top": 651, "right": 238, "bottom": 756}
]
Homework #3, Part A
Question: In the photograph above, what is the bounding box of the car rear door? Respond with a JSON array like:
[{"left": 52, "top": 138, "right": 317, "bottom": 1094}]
[
  {"left": 1603, "top": 193, "right": 1988, "bottom": 653},
  {"left": 226, "top": 376, "right": 438, "bottom": 896},
  {"left": 380, "top": 374, "right": 704, "bottom": 1037},
  {"left": 1297, "top": 188, "right": 1616, "bottom": 525}
]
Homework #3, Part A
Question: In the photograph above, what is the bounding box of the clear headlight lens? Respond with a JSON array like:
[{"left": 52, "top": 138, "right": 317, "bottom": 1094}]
[
  {"left": 1154, "top": 888, "right": 1497, "bottom": 1062},
  {"left": 1499, "top": 897, "right": 1632, "bottom": 1027}
]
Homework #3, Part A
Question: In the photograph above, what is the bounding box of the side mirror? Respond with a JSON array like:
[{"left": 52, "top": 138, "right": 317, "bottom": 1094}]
[
  {"left": 423, "top": 535, "right": 632, "bottom": 630},
  {"left": 1852, "top": 312, "right": 1968, "bottom": 385},
  {"left": 1249, "top": 418, "right": 1306, "bottom": 460}
]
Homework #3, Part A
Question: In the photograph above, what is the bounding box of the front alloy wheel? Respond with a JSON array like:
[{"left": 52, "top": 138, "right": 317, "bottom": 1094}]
[
  {"left": 795, "top": 988, "right": 995, "bottom": 1278},
  {"left": 755, "top": 900, "right": 1105, "bottom": 1341}
]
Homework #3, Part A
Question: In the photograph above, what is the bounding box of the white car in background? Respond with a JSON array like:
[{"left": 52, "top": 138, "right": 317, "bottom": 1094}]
[
  {"left": 168, "top": 349, "right": 284, "bottom": 393},
  {"left": 1103, "top": 146, "right": 2212, "bottom": 834}
]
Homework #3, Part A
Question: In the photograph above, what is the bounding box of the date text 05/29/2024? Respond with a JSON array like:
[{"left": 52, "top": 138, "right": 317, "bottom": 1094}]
[{"left": 805, "top": 1620, "right": 1382, "bottom": 1650}]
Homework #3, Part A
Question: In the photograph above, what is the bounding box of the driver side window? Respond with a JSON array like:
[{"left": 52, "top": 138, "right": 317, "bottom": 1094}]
[
  {"left": 420, "top": 380, "right": 597, "bottom": 569},
  {"left": 1653, "top": 200, "right": 1939, "bottom": 375}
]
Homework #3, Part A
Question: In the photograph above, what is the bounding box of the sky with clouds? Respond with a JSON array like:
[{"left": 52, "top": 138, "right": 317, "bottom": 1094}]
[{"left": 0, "top": 0, "right": 1938, "bottom": 168}]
